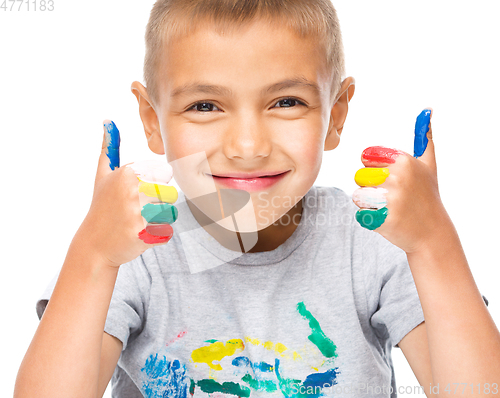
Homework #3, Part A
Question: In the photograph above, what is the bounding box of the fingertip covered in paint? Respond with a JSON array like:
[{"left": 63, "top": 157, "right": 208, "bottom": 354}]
[
  {"left": 355, "top": 207, "right": 388, "bottom": 230},
  {"left": 138, "top": 223, "right": 174, "bottom": 244},
  {"left": 104, "top": 120, "right": 121, "bottom": 170},
  {"left": 414, "top": 109, "right": 432, "bottom": 158},
  {"left": 361, "top": 146, "right": 405, "bottom": 166}
]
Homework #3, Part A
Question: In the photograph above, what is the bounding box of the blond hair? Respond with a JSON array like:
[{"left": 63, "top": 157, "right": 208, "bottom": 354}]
[{"left": 144, "top": 0, "right": 345, "bottom": 107}]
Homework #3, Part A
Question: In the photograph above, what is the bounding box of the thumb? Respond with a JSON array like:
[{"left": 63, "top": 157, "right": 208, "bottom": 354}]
[
  {"left": 414, "top": 108, "right": 437, "bottom": 175},
  {"left": 95, "top": 120, "right": 121, "bottom": 184}
]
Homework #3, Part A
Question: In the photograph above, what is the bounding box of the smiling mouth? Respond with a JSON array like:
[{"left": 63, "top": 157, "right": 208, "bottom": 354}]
[
  {"left": 209, "top": 171, "right": 289, "bottom": 179},
  {"left": 206, "top": 170, "right": 291, "bottom": 192}
]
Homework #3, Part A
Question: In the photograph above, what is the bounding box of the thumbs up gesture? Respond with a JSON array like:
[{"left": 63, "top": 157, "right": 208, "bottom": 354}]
[
  {"left": 352, "top": 109, "right": 449, "bottom": 254},
  {"left": 79, "top": 120, "right": 178, "bottom": 268}
]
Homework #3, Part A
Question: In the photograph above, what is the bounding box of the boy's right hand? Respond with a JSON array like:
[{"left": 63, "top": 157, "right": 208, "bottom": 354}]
[{"left": 77, "top": 120, "right": 178, "bottom": 268}]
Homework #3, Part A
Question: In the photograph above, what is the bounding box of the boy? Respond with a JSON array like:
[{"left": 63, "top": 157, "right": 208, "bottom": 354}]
[{"left": 15, "top": 0, "right": 500, "bottom": 397}]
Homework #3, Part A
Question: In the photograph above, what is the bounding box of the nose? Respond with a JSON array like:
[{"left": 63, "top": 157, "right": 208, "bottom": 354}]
[{"left": 223, "top": 112, "right": 272, "bottom": 161}]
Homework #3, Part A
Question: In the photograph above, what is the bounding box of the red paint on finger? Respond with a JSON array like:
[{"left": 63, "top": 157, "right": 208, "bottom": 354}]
[
  {"left": 138, "top": 224, "right": 174, "bottom": 244},
  {"left": 146, "top": 223, "right": 174, "bottom": 237},
  {"left": 362, "top": 146, "right": 404, "bottom": 165}
]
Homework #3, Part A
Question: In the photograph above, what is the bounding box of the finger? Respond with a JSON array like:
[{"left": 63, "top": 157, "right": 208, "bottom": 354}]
[
  {"left": 138, "top": 202, "right": 177, "bottom": 243},
  {"left": 354, "top": 167, "right": 390, "bottom": 187},
  {"left": 352, "top": 187, "right": 388, "bottom": 209},
  {"left": 138, "top": 180, "right": 178, "bottom": 203},
  {"left": 414, "top": 109, "right": 432, "bottom": 158},
  {"left": 361, "top": 146, "right": 407, "bottom": 168},
  {"left": 416, "top": 109, "right": 437, "bottom": 175},
  {"left": 355, "top": 207, "right": 388, "bottom": 230},
  {"left": 141, "top": 202, "right": 178, "bottom": 224},
  {"left": 103, "top": 120, "right": 120, "bottom": 170},
  {"left": 138, "top": 223, "right": 174, "bottom": 244},
  {"left": 126, "top": 159, "right": 173, "bottom": 185},
  {"left": 126, "top": 159, "right": 178, "bottom": 203},
  {"left": 95, "top": 120, "right": 120, "bottom": 184}
]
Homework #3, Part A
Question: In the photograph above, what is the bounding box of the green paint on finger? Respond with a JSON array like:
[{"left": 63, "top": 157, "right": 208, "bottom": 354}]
[
  {"left": 141, "top": 203, "right": 178, "bottom": 224},
  {"left": 355, "top": 207, "right": 388, "bottom": 230}
]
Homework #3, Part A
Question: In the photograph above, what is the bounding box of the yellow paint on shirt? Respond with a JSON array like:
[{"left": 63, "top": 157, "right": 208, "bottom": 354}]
[
  {"left": 354, "top": 167, "right": 390, "bottom": 187},
  {"left": 245, "top": 336, "right": 261, "bottom": 346},
  {"left": 191, "top": 339, "right": 244, "bottom": 371},
  {"left": 274, "top": 343, "right": 287, "bottom": 353},
  {"left": 263, "top": 341, "right": 274, "bottom": 350},
  {"left": 244, "top": 336, "right": 302, "bottom": 360},
  {"left": 138, "top": 177, "right": 178, "bottom": 203}
]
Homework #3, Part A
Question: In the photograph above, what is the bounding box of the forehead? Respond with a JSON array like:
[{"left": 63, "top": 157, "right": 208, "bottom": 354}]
[{"left": 157, "top": 19, "right": 331, "bottom": 103}]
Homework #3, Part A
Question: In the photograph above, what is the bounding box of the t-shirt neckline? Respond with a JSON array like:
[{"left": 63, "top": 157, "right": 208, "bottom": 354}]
[{"left": 175, "top": 187, "right": 318, "bottom": 266}]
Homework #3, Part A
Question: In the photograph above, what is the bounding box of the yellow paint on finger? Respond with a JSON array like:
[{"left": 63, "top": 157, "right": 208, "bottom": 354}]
[
  {"left": 354, "top": 167, "right": 390, "bottom": 187},
  {"left": 138, "top": 177, "right": 178, "bottom": 203}
]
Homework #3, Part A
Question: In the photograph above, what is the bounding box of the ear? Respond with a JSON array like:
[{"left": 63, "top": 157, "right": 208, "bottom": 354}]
[
  {"left": 324, "top": 76, "right": 355, "bottom": 151},
  {"left": 131, "top": 81, "right": 165, "bottom": 155}
]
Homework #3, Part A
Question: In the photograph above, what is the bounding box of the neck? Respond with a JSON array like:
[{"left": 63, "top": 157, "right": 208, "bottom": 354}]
[{"left": 186, "top": 197, "right": 304, "bottom": 253}]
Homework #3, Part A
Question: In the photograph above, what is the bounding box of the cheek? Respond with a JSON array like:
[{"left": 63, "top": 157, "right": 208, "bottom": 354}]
[
  {"left": 282, "top": 123, "right": 324, "bottom": 173},
  {"left": 161, "top": 121, "right": 217, "bottom": 163}
]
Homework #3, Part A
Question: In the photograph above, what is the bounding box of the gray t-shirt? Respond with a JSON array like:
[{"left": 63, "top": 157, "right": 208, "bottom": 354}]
[{"left": 36, "top": 186, "right": 425, "bottom": 398}]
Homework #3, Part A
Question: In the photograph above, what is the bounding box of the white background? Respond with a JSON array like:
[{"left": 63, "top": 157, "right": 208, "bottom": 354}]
[{"left": 2, "top": 1, "right": 499, "bottom": 396}]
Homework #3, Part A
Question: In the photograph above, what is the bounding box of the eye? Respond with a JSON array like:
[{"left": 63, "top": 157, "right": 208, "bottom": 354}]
[
  {"left": 273, "top": 98, "right": 307, "bottom": 109},
  {"left": 187, "top": 101, "right": 221, "bottom": 113}
]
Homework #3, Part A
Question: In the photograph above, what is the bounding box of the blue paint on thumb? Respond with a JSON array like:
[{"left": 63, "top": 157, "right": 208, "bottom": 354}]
[
  {"left": 104, "top": 120, "right": 120, "bottom": 170},
  {"left": 414, "top": 109, "right": 431, "bottom": 158}
]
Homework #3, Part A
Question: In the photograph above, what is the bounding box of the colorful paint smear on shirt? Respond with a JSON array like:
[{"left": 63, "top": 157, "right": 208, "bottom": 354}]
[
  {"left": 275, "top": 358, "right": 340, "bottom": 398},
  {"left": 191, "top": 338, "right": 245, "bottom": 370},
  {"left": 140, "top": 354, "right": 190, "bottom": 398},
  {"left": 166, "top": 330, "right": 187, "bottom": 347},
  {"left": 296, "top": 302, "right": 337, "bottom": 358},
  {"left": 140, "top": 302, "right": 340, "bottom": 397},
  {"left": 232, "top": 356, "right": 277, "bottom": 393},
  {"left": 244, "top": 336, "right": 301, "bottom": 360}
]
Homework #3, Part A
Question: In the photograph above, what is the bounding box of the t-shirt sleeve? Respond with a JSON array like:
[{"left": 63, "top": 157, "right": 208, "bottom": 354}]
[
  {"left": 35, "top": 255, "right": 150, "bottom": 351},
  {"left": 359, "top": 228, "right": 425, "bottom": 348}
]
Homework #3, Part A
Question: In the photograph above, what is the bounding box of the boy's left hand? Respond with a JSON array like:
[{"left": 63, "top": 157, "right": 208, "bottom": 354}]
[{"left": 352, "top": 109, "right": 451, "bottom": 254}]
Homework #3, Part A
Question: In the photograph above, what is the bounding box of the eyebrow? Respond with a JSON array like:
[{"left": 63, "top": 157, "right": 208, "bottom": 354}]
[{"left": 170, "top": 77, "right": 321, "bottom": 99}]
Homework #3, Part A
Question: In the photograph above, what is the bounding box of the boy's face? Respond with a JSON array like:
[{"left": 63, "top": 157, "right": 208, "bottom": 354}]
[{"left": 135, "top": 19, "right": 352, "bottom": 231}]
